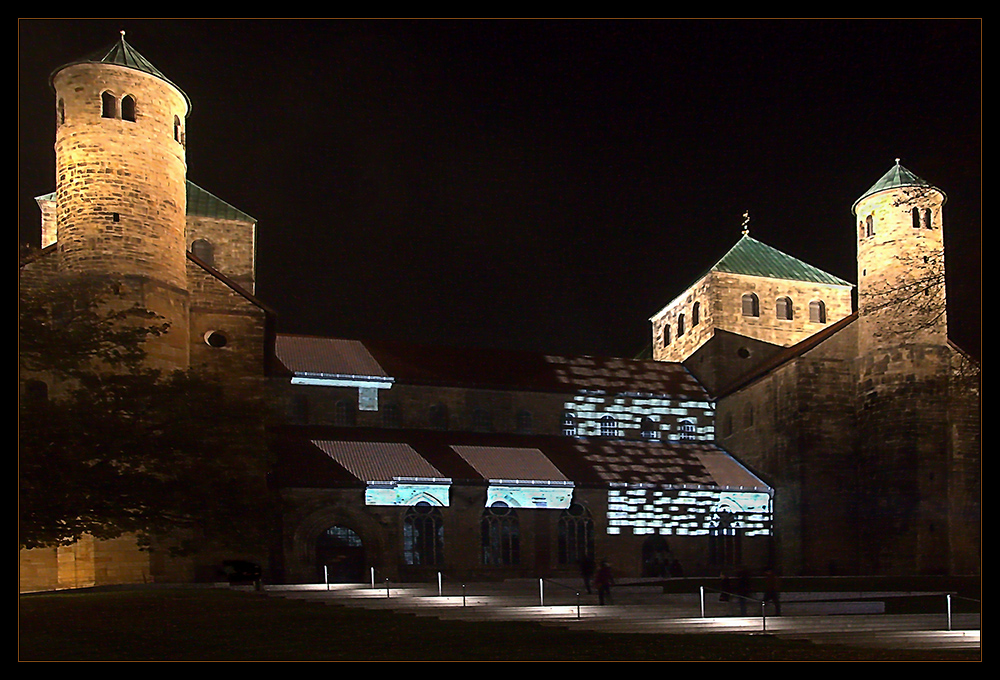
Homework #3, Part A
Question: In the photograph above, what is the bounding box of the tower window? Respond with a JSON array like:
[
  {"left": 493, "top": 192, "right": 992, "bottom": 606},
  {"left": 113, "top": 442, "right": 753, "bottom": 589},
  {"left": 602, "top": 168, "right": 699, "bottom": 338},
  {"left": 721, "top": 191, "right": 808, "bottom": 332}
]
[
  {"left": 662, "top": 324, "right": 670, "bottom": 346},
  {"left": 692, "top": 301, "right": 700, "bottom": 327},
  {"left": 809, "top": 300, "right": 827, "bottom": 324},
  {"left": 865, "top": 214, "right": 875, "bottom": 237},
  {"left": 121, "top": 95, "right": 136, "bottom": 122},
  {"left": 923, "top": 208, "right": 933, "bottom": 229},
  {"left": 191, "top": 239, "right": 215, "bottom": 266},
  {"left": 677, "top": 313, "right": 685, "bottom": 336},
  {"left": 911, "top": 207, "right": 921, "bottom": 229},
  {"left": 742, "top": 293, "right": 760, "bottom": 317},
  {"left": 776, "top": 296, "right": 793, "bottom": 321},
  {"left": 57, "top": 98, "right": 65, "bottom": 126},
  {"left": 101, "top": 91, "right": 117, "bottom": 119}
]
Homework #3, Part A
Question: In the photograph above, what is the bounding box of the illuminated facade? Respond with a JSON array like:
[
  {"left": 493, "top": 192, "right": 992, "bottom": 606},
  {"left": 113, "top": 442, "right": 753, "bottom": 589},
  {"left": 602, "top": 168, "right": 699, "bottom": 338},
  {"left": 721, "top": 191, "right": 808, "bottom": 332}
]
[
  {"left": 21, "top": 37, "right": 977, "bottom": 591},
  {"left": 660, "top": 163, "right": 980, "bottom": 576}
]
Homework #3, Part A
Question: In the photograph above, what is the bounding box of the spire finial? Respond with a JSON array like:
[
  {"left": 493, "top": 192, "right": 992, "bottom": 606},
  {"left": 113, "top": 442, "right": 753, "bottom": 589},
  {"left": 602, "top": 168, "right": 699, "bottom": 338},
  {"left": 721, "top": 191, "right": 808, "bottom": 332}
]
[{"left": 741, "top": 210, "right": 750, "bottom": 236}]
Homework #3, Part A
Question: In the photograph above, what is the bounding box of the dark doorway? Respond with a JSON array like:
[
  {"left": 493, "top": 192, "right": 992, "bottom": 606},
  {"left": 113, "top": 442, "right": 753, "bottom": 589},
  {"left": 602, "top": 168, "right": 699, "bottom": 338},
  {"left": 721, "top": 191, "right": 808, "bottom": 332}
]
[{"left": 316, "top": 525, "right": 365, "bottom": 583}]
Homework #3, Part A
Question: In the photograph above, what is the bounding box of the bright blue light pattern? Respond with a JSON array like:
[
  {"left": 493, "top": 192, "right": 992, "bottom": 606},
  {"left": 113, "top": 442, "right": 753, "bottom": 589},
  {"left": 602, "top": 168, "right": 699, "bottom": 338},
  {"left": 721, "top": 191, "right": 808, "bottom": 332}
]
[
  {"left": 365, "top": 482, "right": 450, "bottom": 507},
  {"left": 606, "top": 486, "right": 771, "bottom": 536},
  {"left": 486, "top": 483, "right": 574, "bottom": 509}
]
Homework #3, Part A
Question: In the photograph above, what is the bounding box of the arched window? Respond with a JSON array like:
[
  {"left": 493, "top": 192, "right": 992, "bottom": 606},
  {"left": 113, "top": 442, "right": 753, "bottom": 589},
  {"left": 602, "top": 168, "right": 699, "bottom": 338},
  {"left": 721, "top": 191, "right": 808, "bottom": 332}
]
[
  {"left": 558, "top": 504, "right": 594, "bottom": 566},
  {"left": 865, "top": 214, "right": 875, "bottom": 237},
  {"left": 809, "top": 300, "right": 826, "bottom": 324},
  {"left": 912, "top": 207, "right": 921, "bottom": 228},
  {"left": 57, "top": 98, "right": 65, "bottom": 126},
  {"left": 923, "top": 208, "right": 933, "bottom": 229},
  {"left": 334, "top": 399, "right": 356, "bottom": 427},
  {"left": 191, "top": 239, "right": 215, "bottom": 266},
  {"left": 562, "top": 411, "right": 577, "bottom": 437},
  {"left": 640, "top": 416, "right": 659, "bottom": 440},
  {"left": 678, "top": 313, "right": 685, "bottom": 336},
  {"left": 482, "top": 503, "right": 519, "bottom": 566},
  {"left": 429, "top": 404, "right": 449, "bottom": 430},
  {"left": 741, "top": 293, "right": 760, "bottom": 317},
  {"left": 101, "top": 91, "right": 117, "bottom": 119},
  {"left": 600, "top": 415, "right": 620, "bottom": 438},
  {"left": 120, "top": 94, "right": 136, "bottom": 122},
  {"left": 516, "top": 410, "right": 534, "bottom": 434},
  {"left": 679, "top": 419, "right": 697, "bottom": 440},
  {"left": 403, "top": 503, "right": 444, "bottom": 566},
  {"left": 662, "top": 324, "right": 671, "bottom": 346},
  {"left": 692, "top": 301, "right": 700, "bottom": 327},
  {"left": 776, "top": 296, "right": 793, "bottom": 320},
  {"left": 174, "top": 115, "right": 182, "bottom": 143}
]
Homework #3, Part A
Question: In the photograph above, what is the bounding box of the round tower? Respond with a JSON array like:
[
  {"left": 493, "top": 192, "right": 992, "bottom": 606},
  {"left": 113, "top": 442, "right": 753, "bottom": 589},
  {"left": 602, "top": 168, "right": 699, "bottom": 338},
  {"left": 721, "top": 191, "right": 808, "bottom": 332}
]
[
  {"left": 851, "top": 161, "right": 951, "bottom": 575},
  {"left": 50, "top": 33, "right": 192, "bottom": 368},
  {"left": 853, "top": 159, "right": 947, "bottom": 350}
]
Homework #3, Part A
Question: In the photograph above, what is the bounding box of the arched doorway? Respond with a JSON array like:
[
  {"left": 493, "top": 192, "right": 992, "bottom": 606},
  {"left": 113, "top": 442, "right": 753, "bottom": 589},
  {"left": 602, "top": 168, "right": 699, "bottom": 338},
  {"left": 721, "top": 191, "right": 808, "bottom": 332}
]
[
  {"left": 316, "top": 525, "right": 365, "bottom": 583},
  {"left": 641, "top": 535, "right": 672, "bottom": 577}
]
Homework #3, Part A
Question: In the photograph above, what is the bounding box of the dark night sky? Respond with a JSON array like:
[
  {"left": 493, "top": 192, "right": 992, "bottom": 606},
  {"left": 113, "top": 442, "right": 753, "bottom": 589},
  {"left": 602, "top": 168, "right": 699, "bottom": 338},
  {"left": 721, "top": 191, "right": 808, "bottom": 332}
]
[{"left": 18, "top": 19, "right": 981, "bottom": 360}]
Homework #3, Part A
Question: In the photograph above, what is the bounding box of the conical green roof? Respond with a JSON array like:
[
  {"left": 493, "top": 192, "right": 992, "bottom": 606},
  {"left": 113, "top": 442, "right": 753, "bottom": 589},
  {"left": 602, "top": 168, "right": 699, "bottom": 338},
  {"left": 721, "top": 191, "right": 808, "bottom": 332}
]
[
  {"left": 51, "top": 31, "right": 191, "bottom": 112},
  {"left": 852, "top": 159, "right": 944, "bottom": 212},
  {"left": 712, "top": 235, "right": 851, "bottom": 286}
]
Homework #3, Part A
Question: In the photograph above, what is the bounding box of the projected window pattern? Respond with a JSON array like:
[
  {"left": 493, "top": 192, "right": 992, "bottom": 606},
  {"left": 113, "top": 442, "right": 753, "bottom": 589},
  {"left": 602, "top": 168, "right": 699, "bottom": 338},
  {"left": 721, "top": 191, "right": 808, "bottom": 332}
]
[
  {"left": 606, "top": 486, "right": 771, "bottom": 537},
  {"left": 563, "top": 394, "right": 714, "bottom": 441}
]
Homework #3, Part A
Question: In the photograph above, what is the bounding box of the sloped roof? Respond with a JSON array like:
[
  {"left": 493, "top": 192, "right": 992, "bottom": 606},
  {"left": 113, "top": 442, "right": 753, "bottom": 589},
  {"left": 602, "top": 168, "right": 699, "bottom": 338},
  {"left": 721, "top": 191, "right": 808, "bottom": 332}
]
[
  {"left": 275, "top": 336, "right": 390, "bottom": 379},
  {"left": 712, "top": 235, "right": 852, "bottom": 286},
  {"left": 186, "top": 182, "right": 256, "bottom": 222},
  {"left": 274, "top": 335, "right": 711, "bottom": 399},
  {"left": 273, "top": 426, "right": 770, "bottom": 492},
  {"left": 715, "top": 312, "right": 859, "bottom": 398},
  {"left": 452, "top": 446, "right": 570, "bottom": 483},
  {"left": 52, "top": 32, "right": 191, "bottom": 112},
  {"left": 853, "top": 160, "right": 945, "bottom": 212},
  {"left": 312, "top": 440, "right": 447, "bottom": 482}
]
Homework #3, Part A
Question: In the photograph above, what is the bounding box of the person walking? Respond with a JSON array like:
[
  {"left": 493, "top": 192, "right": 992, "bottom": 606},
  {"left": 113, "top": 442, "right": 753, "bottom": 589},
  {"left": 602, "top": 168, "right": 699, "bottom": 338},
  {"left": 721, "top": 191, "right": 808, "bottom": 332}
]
[{"left": 595, "top": 559, "right": 614, "bottom": 606}]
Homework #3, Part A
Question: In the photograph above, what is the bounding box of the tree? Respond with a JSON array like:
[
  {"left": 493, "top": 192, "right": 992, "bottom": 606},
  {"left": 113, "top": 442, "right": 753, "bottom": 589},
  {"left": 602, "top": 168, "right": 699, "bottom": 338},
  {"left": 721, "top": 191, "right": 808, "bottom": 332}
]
[{"left": 19, "top": 266, "right": 277, "bottom": 555}]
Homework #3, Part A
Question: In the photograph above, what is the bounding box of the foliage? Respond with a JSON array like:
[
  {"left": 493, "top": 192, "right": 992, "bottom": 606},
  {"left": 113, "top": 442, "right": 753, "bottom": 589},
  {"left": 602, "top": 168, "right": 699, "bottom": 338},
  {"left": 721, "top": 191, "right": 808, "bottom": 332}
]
[
  {"left": 18, "top": 264, "right": 169, "bottom": 378},
  {"left": 19, "top": 265, "right": 276, "bottom": 554}
]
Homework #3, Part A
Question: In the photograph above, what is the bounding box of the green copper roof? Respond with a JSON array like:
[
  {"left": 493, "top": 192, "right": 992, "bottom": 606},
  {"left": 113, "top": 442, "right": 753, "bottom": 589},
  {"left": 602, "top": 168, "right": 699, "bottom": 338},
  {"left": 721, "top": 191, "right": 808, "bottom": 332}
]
[
  {"left": 852, "top": 159, "right": 944, "bottom": 212},
  {"left": 52, "top": 32, "right": 191, "bottom": 112},
  {"left": 712, "top": 235, "right": 851, "bottom": 286},
  {"left": 186, "top": 182, "right": 255, "bottom": 222}
]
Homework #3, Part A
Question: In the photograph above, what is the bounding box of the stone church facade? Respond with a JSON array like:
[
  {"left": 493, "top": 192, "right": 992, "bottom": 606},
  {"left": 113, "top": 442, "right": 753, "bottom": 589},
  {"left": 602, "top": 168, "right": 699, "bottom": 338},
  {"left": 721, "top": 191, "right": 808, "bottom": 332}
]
[{"left": 19, "top": 37, "right": 978, "bottom": 591}]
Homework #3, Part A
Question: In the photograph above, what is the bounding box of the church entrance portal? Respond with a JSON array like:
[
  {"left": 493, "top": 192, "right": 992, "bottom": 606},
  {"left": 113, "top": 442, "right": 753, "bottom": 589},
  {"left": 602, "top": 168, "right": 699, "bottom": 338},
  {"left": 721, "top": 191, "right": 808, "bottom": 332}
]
[{"left": 316, "top": 525, "right": 365, "bottom": 583}]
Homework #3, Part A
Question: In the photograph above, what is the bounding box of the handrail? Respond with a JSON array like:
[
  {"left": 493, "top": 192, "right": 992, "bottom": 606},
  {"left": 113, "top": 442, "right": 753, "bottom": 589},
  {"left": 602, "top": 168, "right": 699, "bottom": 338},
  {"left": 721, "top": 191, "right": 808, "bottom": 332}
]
[{"left": 539, "top": 577, "right": 583, "bottom": 619}]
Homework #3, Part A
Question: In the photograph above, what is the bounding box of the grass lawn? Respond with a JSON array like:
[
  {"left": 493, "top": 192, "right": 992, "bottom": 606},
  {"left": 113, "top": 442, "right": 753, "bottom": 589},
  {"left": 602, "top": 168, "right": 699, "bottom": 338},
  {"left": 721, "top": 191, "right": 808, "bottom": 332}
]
[{"left": 19, "top": 587, "right": 980, "bottom": 661}]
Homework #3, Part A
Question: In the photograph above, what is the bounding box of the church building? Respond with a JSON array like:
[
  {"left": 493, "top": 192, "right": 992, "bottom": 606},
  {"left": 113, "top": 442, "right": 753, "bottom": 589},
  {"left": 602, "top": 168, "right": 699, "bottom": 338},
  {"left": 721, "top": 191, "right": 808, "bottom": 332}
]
[{"left": 19, "top": 36, "right": 979, "bottom": 592}]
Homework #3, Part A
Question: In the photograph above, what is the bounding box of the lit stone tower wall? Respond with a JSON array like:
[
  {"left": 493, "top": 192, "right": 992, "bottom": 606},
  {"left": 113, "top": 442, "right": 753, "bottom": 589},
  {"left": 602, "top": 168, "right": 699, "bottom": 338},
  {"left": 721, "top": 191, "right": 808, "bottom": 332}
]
[
  {"left": 50, "top": 38, "right": 192, "bottom": 368},
  {"left": 852, "top": 161, "right": 951, "bottom": 574}
]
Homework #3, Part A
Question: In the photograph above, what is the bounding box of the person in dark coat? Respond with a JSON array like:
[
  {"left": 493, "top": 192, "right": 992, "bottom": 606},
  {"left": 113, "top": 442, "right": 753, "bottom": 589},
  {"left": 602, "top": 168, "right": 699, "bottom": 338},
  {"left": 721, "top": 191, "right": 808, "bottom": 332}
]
[{"left": 595, "top": 560, "right": 614, "bottom": 605}]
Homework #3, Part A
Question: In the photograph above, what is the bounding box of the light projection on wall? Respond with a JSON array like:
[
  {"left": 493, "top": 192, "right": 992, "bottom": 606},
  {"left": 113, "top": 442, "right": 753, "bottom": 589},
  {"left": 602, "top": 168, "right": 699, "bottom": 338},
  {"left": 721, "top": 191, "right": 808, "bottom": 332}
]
[
  {"left": 606, "top": 485, "right": 771, "bottom": 537},
  {"left": 561, "top": 393, "right": 714, "bottom": 441},
  {"left": 486, "top": 482, "right": 574, "bottom": 509},
  {"left": 450, "top": 446, "right": 574, "bottom": 510},
  {"left": 312, "top": 441, "right": 451, "bottom": 508},
  {"left": 365, "top": 480, "right": 451, "bottom": 507}
]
